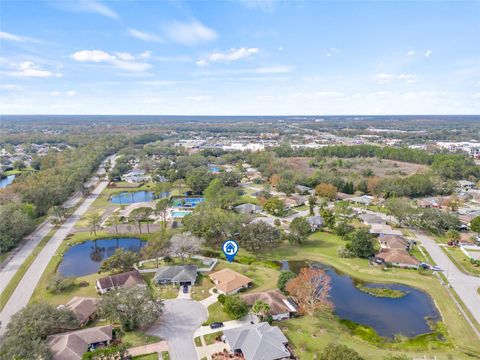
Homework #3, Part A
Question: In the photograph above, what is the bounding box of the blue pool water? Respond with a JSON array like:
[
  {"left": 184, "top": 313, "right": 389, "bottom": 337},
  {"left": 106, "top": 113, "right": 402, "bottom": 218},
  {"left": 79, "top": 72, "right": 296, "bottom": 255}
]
[
  {"left": 172, "top": 197, "right": 205, "bottom": 208},
  {"left": 172, "top": 211, "right": 192, "bottom": 218},
  {"left": 58, "top": 238, "right": 146, "bottom": 276},
  {"left": 0, "top": 174, "right": 15, "bottom": 188}
]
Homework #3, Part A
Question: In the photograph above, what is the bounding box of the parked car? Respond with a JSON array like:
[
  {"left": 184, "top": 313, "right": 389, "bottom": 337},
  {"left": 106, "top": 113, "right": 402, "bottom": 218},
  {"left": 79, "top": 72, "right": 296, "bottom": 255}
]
[
  {"left": 432, "top": 266, "right": 444, "bottom": 271},
  {"left": 419, "top": 263, "right": 430, "bottom": 270},
  {"left": 210, "top": 322, "right": 224, "bottom": 329},
  {"left": 182, "top": 285, "right": 189, "bottom": 293}
]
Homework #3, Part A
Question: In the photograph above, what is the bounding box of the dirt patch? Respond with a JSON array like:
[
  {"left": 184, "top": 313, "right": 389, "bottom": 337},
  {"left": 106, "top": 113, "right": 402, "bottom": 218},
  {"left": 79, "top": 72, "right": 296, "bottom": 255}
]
[{"left": 285, "top": 157, "right": 316, "bottom": 176}]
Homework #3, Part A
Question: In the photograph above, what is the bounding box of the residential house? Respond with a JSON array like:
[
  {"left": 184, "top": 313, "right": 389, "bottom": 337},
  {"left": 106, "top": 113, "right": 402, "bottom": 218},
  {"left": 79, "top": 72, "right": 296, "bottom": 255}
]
[
  {"left": 63, "top": 297, "right": 98, "bottom": 327},
  {"left": 223, "top": 322, "right": 291, "bottom": 360},
  {"left": 369, "top": 223, "right": 403, "bottom": 236},
  {"left": 417, "top": 196, "right": 452, "bottom": 209},
  {"left": 96, "top": 270, "right": 146, "bottom": 294},
  {"left": 242, "top": 289, "right": 297, "bottom": 321},
  {"left": 295, "top": 184, "right": 313, "bottom": 195},
  {"left": 375, "top": 248, "right": 419, "bottom": 268},
  {"left": 458, "top": 180, "right": 476, "bottom": 190},
  {"left": 359, "top": 213, "right": 384, "bottom": 225},
  {"left": 283, "top": 195, "right": 307, "bottom": 208},
  {"left": 378, "top": 235, "right": 411, "bottom": 251},
  {"left": 234, "top": 203, "right": 262, "bottom": 215},
  {"left": 306, "top": 215, "right": 323, "bottom": 231},
  {"left": 346, "top": 195, "right": 374, "bottom": 206},
  {"left": 209, "top": 268, "right": 252, "bottom": 295},
  {"left": 46, "top": 325, "right": 113, "bottom": 360},
  {"left": 123, "top": 170, "right": 147, "bottom": 183},
  {"left": 153, "top": 265, "right": 198, "bottom": 285}
]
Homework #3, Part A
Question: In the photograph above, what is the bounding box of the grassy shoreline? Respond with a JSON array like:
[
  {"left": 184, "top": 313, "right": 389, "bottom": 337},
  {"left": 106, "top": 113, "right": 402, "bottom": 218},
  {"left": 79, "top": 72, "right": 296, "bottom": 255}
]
[{"left": 355, "top": 284, "right": 407, "bottom": 298}]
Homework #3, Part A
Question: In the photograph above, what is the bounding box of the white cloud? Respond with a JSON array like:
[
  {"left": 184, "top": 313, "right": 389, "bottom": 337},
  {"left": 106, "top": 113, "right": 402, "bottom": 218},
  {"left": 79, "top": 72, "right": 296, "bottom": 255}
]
[
  {"left": 139, "top": 51, "right": 152, "bottom": 59},
  {"left": 71, "top": 50, "right": 152, "bottom": 72},
  {"left": 197, "top": 47, "right": 259, "bottom": 66},
  {"left": 292, "top": 91, "right": 344, "bottom": 99},
  {"left": 72, "top": 0, "right": 118, "bottom": 19},
  {"left": 71, "top": 50, "right": 114, "bottom": 62},
  {"left": 374, "top": 73, "right": 418, "bottom": 84},
  {"left": 0, "top": 31, "right": 42, "bottom": 43},
  {"left": 239, "top": 0, "right": 275, "bottom": 12},
  {"left": 324, "top": 48, "right": 340, "bottom": 57},
  {"left": 472, "top": 93, "right": 480, "bottom": 99},
  {"left": 424, "top": 49, "right": 432, "bottom": 57},
  {"left": 255, "top": 65, "right": 292, "bottom": 74},
  {"left": 407, "top": 50, "right": 416, "bottom": 56},
  {"left": 11, "top": 61, "right": 61, "bottom": 78},
  {"left": 165, "top": 21, "right": 217, "bottom": 45},
  {"left": 50, "top": 91, "right": 61, "bottom": 96},
  {"left": 67, "top": 90, "right": 76, "bottom": 96},
  {"left": 128, "top": 28, "right": 163, "bottom": 42},
  {"left": 187, "top": 95, "right": 213, "bottom": 101}
]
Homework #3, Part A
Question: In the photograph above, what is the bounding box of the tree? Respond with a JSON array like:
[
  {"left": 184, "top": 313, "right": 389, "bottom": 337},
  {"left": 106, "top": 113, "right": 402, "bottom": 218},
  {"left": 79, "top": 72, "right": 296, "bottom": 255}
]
[
  {"left": 88, "top": 212, "right": 102, "bottom": 236},
  {"left": 46, "top": 274, "right": 76, "bottom": 293},
  {"left": 238, "top": 221, "right": 281, "bottom": 252},
  {"left": 169, "top": 232, "right": 204, "bottom": 263},
  {"left": 285, "top": 267, "right": 332, "bottom": 315},
  {"left": 186, "top": 167, "right": 211, "bottom": 193},
  {"left": 0, "top": 303, "right": 78, "bottom": 360},
  {"left": 173, "top": 178, "right": 186, "bottom": 196},
  {"left": 13, "top": 159, "right": 26, "bottom": 170},
  {"left": 320, "top": 208, "right": 335, "bottom": 229},
  {"left": 129, "top": 207, "right": 151, "bottom": 234},
  {"left": 155, "top": 181, "right": 172, "bottom": 199},
  {"left": 0, "top": 202, "right": 35, "bottom": 254},
  {"left": 446, "top": 228, "right": 460, "bottom": 243},
  {"left": 384, "top": 197, "right": 415, "bottom": 226},
  {"left": 142, "top": 229, "right": 171, "bottom": 268},
  {"left": 269, "top": 174, "right": 281, "bottom": 188},
  {"left": 223, "top": 295, "right": 249, "bottom": 319},
  {"left": 263, "top": 197, "right": 286, "bottom": 216},
  {"left": 289, "top": 217, "right": 311, "bottom": 244},
  {"left": 335, "top": 221, "right": 354, "bottom": 240},
  {"left": 99, "top": 248, "right": 139, "bottom": 273},
  {"left": 471, "top": 216, "right": 480, "bottom": 236},
  {"left": 277, "top": 270, "right": 296, "bottom": 294},
  {"left": 251, "top": 300, "right": 270, "bottom": 321},
  {"left": 111, "top": 211, "right": 120, "bottom": 236},
  {"left": 308, "top": 195, "right": 316, "bottom": 215},
  {"left": 346, "top": 228, "right": 375, "bottom": 258},
  {"left": 319, "top": 342, "right": 364, "bottom": 360},
  {"left": 315, "top": 183, "right": 337, "bottom": 200},
  {"left": 50, "top": 205, "right": 67, "bottom": 222},
  {"left": 97, "top": 286, "right": 163, "bottom": 331},
  {"left": 155, "top": 199, "right": 170, "bottom": 229}
]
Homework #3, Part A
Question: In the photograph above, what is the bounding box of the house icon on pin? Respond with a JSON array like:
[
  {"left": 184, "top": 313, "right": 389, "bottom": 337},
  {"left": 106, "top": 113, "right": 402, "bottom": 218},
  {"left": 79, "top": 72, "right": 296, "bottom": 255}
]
[{"left": 225, "top": 243, "right": 236, "bottom": 255}]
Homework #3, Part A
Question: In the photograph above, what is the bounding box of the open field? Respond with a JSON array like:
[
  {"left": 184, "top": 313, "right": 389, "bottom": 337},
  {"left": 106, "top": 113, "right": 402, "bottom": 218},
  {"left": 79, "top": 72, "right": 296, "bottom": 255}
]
[{"left": 285, "top": 157, "right": 428, "bottom": 179}]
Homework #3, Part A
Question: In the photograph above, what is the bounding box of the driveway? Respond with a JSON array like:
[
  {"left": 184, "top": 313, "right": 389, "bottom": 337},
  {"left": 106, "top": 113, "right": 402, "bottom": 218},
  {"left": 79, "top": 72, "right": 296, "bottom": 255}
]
[{"left": 147, "top": 299, "right": 208, "bottom": 360}]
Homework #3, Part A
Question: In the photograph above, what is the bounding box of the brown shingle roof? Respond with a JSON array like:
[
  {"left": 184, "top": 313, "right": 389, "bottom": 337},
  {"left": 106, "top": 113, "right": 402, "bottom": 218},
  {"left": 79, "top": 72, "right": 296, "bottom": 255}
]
[
  {"left": 96, "top": 270, "right": 145, "bottom": 291},
  {"left": 242, "top": 289, "right": 297, "bottom": 316},
  {"left": 376, "top": 248, "right": 419, "bottom": 266},
  {"left": 209, "top": 268, "right": 252, "bottom": 293},
  {"left": 378, "top": 235, "right": 409, "bottom": 250},
  {"left": 65, "top": 297, "right": 98, "bottom": 325},
  {"left": 47, "top": 325, "right": 113, "bottom": 360}
]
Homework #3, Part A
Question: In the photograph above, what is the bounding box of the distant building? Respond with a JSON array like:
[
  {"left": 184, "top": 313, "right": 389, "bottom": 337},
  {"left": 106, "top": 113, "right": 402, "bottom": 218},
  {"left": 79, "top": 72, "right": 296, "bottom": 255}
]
[
  {"left": 458, "top": 180, "right": 476, "bottom": 189},
  {"left": 306, "top": 215, "right": 323, "bottom": 231},
  {"left": 375, "top": 248, "right": 419, "bottom": 268},
  {"left": 47, "top": 325, "right": 113, "bottom": 360},
  {"left": 210, "top": 268, "right": 252, "bottom": 295},
  {"left": 378, "top": 234, "right": 411, "bottom": 251},
  {"left": 282, "top": 195, "right": 307, "bottom": 208},
  {"left": 295, "top": 184, "right": 313, "bottom": 195},
  {"left": 153, "top": 265, "right": 198, "bottom": 285},
  {"left": 223, "top": 322, "right": 290, "bottom": 360},
  {"left": 96, "top": 270, "right": 146, "bottom": 294},
  {"left": 369, "top": 224, "right": 403, "bottom": 236},
  {"left": 234, "top": 203, "right": 262, "bottom": 215},
  {"left": 346, "top": 195, "right": 374, "bottom": 206},
  {"left": 242, "top": 289, "right": 297, "bottom": 321},
  {"left": 123, "top": 170, "right": 147, "bottom": 183}
]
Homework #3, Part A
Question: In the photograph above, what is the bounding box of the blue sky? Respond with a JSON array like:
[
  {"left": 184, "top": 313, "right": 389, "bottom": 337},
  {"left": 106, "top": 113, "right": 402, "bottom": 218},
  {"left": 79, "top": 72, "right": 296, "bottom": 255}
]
[{"left": 1, "top": 0, "right": 479, "bottom": 115}]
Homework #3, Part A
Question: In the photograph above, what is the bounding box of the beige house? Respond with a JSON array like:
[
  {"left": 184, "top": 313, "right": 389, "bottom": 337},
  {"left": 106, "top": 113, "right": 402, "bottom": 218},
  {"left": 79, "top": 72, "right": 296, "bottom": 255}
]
[
  {"left": 209, "top": 268, "right": 252, "bottom": 295},
  {"left": 96, "top": 270, "right": 146, "bottom": 294},
  {"left": 375, "top": 248, "right": 419, "bottom": 268},
  {"left": 46, "top": 325, "right": 113, "bottom": 360},
  {"left": 242, "top": 289, "right": 297, "bottom": 321},
  {"left": 63, "top": 296, "right": 98, "bottom": 327}
]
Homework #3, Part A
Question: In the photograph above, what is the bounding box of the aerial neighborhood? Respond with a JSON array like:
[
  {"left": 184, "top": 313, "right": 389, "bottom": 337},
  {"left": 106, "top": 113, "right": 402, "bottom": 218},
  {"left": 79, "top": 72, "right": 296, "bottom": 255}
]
[{"left": 2, "top": 117, "right": 480, "bottom": 360}]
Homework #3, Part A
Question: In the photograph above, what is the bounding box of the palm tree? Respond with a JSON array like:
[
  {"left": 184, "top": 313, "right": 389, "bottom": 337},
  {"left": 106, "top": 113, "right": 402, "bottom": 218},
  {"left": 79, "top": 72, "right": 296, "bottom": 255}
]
[
  {"left": 111, "top": 211, "right": 120, "bottom": 236},
  {"left": 173, "top": 179, "right": 185, "bottom": 196},
  {"left": 88, "top": 212, "right": 102, "bottom": 236},
  {"left": 251, "top": 300, "right": 270, "bottom": 322},
  {"left": 155, "top": 199, "right": 170, "bottom": 230}
]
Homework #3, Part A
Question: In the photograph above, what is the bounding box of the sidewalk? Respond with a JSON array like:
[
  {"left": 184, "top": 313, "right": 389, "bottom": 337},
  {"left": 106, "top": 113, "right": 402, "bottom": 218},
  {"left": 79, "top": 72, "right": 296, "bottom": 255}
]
[{"left": 128, "top": 341, "right": 169, "bottom": 357}]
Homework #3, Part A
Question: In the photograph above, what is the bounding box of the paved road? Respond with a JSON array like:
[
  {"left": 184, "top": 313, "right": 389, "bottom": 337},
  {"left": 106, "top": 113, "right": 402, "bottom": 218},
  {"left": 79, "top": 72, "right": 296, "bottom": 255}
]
[
  {"left": 147, "top": 299, "right": 208, "bottom": 360},
  {"left": 0, "top": 155, "right": 115, "bottom": 335},
  {"left": 412, "top": 230, "right": 480, "bottom": 326}
]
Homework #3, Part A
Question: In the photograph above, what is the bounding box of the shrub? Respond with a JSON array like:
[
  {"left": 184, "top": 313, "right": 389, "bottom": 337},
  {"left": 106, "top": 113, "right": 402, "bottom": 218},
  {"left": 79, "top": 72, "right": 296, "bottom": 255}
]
[
  {"left": 218, "top": 294, "right": 226, "bottom": 304},
  {"left": 46, "top": 274, "right": 76, "bottom": 293}
]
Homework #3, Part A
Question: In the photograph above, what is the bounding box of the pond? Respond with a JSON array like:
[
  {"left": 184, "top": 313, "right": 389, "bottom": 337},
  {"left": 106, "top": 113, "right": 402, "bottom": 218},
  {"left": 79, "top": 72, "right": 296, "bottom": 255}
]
[
  {"left": 110, "top": 191, "right": 167, "bottom": 204},
  {"left": 282, "top": 260, "right": 441, "bottom": 338},
  {"left": 0, "top": 174, "right": 15, "bottom": 188},
  {"left": 58, "top": 238, "right": 146, "bottom": 277}
]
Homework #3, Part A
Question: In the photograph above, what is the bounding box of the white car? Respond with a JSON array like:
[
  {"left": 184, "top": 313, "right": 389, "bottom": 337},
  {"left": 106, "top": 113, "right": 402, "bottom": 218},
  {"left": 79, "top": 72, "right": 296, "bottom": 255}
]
[{"left": 432, "top": 266, "right": 444, "bottom": 271}]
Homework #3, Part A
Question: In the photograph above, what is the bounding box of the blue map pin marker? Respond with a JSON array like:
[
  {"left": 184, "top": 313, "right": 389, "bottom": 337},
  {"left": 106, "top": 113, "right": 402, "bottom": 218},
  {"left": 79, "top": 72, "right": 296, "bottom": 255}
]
[{"left": 222, "top": 239, "right": 239, "bottom": 263}]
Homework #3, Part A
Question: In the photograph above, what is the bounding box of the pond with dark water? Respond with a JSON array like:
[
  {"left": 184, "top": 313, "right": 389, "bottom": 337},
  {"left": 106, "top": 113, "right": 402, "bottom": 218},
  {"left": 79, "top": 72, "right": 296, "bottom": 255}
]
[
  {"left": 282, "top": 260, "right": 441, "bottom": 338},
  {"left": 58, "top": 238, "right": 146, "bottom": 277},
  {"left": 0, "top": 174, "right": 15, "bottom": 188}
]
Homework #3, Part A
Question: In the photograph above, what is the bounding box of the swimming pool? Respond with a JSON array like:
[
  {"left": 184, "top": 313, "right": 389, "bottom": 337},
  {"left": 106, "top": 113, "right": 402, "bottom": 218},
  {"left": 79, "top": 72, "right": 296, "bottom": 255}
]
[
  {"left": 171, "top": 197, "right": 205, "bottom": 208},
  {"left": 171, "top": 211, "right": 192, "bottom": 218}
]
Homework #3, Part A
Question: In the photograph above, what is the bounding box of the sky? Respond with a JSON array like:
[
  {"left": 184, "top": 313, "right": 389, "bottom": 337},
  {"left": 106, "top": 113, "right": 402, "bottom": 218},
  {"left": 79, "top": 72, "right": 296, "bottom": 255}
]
[{"left": 1, "top": 0, "right": 479, "bottom": 115}]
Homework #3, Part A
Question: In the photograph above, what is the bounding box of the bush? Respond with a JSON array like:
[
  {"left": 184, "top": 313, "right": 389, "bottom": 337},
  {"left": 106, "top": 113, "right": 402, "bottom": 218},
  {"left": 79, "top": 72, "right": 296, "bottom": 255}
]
[
  {"left": 319, "top": 342, "right": 364, "bottom": 360},
  {"left": 46, "top": 274, "right": 76, "bottom": 293},
  {"left": 218, "top": 294, "right": 226, "bottom": 304},
  {"left": 277, "top": 271, "right": 296, "bottom": 294},
  {"left": 223, "top": 295, "right": 248, "bottom": 319},
  {"left": 337, "top": 246, "right": 354, "bottom": 258}
]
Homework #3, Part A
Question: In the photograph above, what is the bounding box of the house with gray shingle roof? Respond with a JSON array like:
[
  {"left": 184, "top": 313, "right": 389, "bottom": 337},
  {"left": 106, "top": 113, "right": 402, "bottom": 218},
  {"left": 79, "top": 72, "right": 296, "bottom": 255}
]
[
  {"left": 223, "top": 322, "right": 290, "bottom": 360},
  {"left": 154, "top": 265, "right": 198, "bottom": 285}
]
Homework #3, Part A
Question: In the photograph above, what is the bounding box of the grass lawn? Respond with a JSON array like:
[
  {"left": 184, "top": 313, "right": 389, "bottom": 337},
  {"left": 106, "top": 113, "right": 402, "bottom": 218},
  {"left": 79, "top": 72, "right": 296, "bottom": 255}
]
[
  {"left": 442, "top": 246, "right": 480, "bottom": 276},
  {"left": 247, "top": 231, "right": 480, "bottom": 358},
  {"left": 204, "top": 331, "right": 223, "bottom": 345},
  {"left": 213, "top": 260, "right": 279, "bottom": 294},
  {"left": 143, "top": 273, "right": 179, "bottom": 300},
  {"left": 132, "top": 354, "right": 158, "bottom": 360},
  {"left": 205, "top": 302, "right": 233, "bottom": 324},
  {"left": 121, "top": 331, "right": 161, "bottom": 347},
  {"left": 161, "top": 352, "right": 170, "bottom": 360},
  {"left": 280, "top": 311, "right": 472, "bottom": 360},
  {"left": 191, "top": 274, "right": 214, "bottom": 301},
  {"left": 194, "top": 336, "right": 202, "bottom": 346}
]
